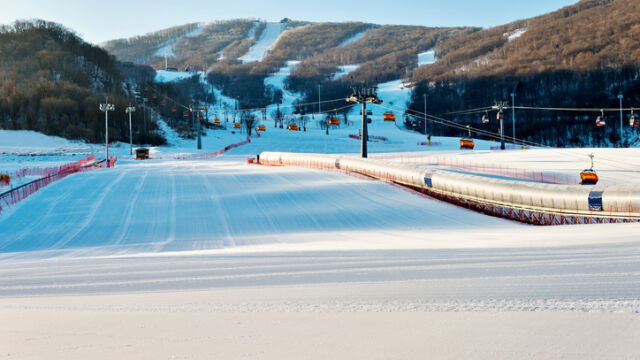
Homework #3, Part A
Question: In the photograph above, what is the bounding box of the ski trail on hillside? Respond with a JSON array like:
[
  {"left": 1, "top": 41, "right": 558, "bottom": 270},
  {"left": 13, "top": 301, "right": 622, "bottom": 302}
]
[{"left": 239, "top": 23, "right": 285, "bottom": 63}]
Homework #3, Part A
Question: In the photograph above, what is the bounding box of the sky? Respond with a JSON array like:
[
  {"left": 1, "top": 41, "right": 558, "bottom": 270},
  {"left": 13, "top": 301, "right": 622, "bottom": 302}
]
[{"left": 0, "top": 0, "right": 579, "bottom": 44}]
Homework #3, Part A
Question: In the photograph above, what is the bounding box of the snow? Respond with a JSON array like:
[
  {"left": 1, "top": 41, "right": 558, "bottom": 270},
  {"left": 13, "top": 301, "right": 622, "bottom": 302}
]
[
  {"left": 239, "top": 22, "right": 285, "bottom": 63},
  {"left": 2, "top": 97, "right": 640, "bottom": 357},
  {"left": 417, "top": 48, "right": 436, "bottom": 66},
  {"left": 153, "top": 43, "right": 175, "bottom": 58},
  {"left": 333, "top": 64, "right": 360, "bottom": 80},
  {"left": 264, "top": 60, "right": 301, "bottom": 110},
  {"left": 0, "top": 130, "right": 86, "bottom": 155},
  {"left": 339, "top": 30, "right": 367, "bottom": 47},
  {"left": 151, "top": 25, "right": 203, "bottom": 58},
  {"left": 506, "top": 28, "right": 527, "bottom": 42},
  {"left": 154, "top": 69, "right": 197, "bottom": 82}
]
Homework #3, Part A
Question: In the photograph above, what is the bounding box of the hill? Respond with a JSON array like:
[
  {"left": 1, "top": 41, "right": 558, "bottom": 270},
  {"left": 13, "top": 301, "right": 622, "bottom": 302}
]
[
  {"left": 0, "top": 20, "right": 165, "bottom": 145},
  {"left": 405, "top": 0, "right": 640, "bottom": 147}
]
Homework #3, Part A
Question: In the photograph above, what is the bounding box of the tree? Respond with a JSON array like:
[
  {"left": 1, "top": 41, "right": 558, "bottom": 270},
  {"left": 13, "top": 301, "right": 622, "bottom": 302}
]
[{"left": 240, "top": 111, "right": 258, "bottom": 136}]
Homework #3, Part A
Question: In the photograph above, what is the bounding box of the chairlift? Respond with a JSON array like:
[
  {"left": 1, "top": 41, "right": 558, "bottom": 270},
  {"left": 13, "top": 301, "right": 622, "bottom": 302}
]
[
  {"left": 596, "top": 110, "right": 606, "bottom": 127},
  {"left": 630, "top": 109, "right": 639, "bottom": 127},
  {"left": 383, "top": 111, "right": 396, "bottom": 122},
  {"left": 482, "top": 111, "right": 489, "bottom": 124},
  {"left": 460, "top": 125, "right": 475, "bottom": 150},
  {"left": 580, "top": 154, "right": 599, "bottom": 185}
]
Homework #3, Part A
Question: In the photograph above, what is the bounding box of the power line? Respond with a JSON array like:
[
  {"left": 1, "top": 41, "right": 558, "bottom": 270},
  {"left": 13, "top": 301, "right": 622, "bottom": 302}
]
[{"left": 374, "top": 103, "right": 639, "bottom": 172}]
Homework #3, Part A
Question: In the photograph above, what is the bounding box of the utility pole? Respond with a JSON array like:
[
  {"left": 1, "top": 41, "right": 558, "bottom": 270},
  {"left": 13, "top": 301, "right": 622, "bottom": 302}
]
[
  {"left": 142, "top": 97, "right": 147, "bottom": 133},
  {"left": 347, "top": 87, "right": 382, "bottom": 158},
  {"left": 492, "top": 102, "right": 508, "bottom": 150},
  {"left": 125, "top": 104, "right": 136, "bottom": 156},
  {"left": 164, "top": 49, "right": 168, "bottom": 70},
  {"left": 318, "top": 84, "right": 322, "bottom": 115},
  {"left": 423, "top": 93, "right": 428, "bottom": 139},
  {"left": 99, "top": 99, "right": 115, "bottom": 166},
  {"left": 511, "top": 92, "right": 516, "bottom": 146},
  {"left": 618, "top": 93, "right": 624, "bottom": 145}
]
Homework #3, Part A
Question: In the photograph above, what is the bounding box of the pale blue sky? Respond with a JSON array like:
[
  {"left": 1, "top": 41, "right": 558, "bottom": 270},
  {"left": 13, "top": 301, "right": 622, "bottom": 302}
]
[{"left": 0, "top": 0, "right": 578, "bottom": 44}]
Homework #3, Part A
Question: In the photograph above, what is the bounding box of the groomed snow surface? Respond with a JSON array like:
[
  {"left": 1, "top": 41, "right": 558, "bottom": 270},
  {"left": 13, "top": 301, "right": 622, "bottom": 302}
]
[
  {"left": 2, "top": 107, "right": 640, "bottom": 358},
  {"left": 239, "top": 22, "right": 285, "bottom": 63}
]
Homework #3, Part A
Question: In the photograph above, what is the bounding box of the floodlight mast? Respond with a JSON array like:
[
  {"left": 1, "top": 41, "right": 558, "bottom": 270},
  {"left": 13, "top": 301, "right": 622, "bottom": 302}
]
[
  {"left": 125, "top": 105, "right": 136, "bottom": 156},
  {"left": 99, "top": 100, "right": 115, "bottom": 167}
]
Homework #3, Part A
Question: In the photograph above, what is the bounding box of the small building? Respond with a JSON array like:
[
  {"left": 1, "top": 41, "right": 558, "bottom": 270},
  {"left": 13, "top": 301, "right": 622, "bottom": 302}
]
[{"left": 135, "top": 148, "right": 150, "bottom": 160}]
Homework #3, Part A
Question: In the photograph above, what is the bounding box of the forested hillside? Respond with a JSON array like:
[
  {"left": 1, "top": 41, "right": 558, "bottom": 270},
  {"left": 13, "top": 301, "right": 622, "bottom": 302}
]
[
  {"left": 406, "top": 0, "right": 640, "bottom": 147},
  {"left": 0, "top": 20, "right": 165, "bottom": 145}
]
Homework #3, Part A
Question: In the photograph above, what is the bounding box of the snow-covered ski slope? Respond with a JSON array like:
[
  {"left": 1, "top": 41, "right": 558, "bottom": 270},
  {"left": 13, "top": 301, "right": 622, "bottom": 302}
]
[
  {"left": 264, "top": 61, "right": 301, "bottom": 109},
  {"left": 2, "top": 112, "right": 640, "bottom": 359},
  {"left": 239, "top": 22, "right": 285, "bottom": 63}
]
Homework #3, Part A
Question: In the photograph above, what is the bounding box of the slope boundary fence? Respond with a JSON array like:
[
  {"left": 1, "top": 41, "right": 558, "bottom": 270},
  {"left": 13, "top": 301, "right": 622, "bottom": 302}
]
[{"left": 0, "top": 156, "right": 113, "bottom": 216}]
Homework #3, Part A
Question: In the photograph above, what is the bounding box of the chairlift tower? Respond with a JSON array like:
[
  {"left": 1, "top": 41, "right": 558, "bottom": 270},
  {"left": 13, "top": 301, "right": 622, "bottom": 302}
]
[
  {"left": 492, "top": 102, "right": 508, "bottom": 150},
  {"left": 347, "top": 87, "right": 382, "bottom": 158},
  {"left": 191, "top": 105, "right": 206, "bottom": 150},
  {"left": 99, "top": 100, "right": 115, "bottom": 166}
]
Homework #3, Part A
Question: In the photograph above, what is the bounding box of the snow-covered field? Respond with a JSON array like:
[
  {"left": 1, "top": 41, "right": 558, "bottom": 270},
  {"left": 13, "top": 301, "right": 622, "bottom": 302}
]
[{"left": 2, "top": 92, "right": 640, "bottom": 358}]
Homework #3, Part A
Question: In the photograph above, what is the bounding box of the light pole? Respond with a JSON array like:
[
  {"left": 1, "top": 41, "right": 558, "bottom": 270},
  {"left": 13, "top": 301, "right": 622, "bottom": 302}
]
[
  {"left": 618, "top": 93, "right": 624, "bottom": 145},
  {"left": 511, "top": 92, "right": 516, "bottom": 145},
  {"left": 125, "top": 104, "right": 136, "bottom": 156},
  {"left": 99, "top": 100, "right": 115, "bottom": 167}
]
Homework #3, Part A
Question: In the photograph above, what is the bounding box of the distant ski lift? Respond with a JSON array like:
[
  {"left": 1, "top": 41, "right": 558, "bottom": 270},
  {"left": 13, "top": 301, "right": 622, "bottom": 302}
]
[
  {"left": 580, "top": 154, "right": 599, "bottom": 185},
  {"left": 481, "top": 114, "right": 489, "bottom": 124},
  {"left": 497, "top": 112, "right": 504, "bottom": 121},
  {"left": 329, "top": 117, "right": 340, "bottom": 125},
  {"left": 596, "top": 110, "right": 606, "bottom": 127},
  {"left": 630, "top": 109, "right": 639, "bottom": 127},
  {"left": 383, "top": 112, "right": 396, "bottom": 122},
  {"left": 460, "top": 125, "right": 475, "bottom": 150},
  {"left": 171, "top": 107, "right": 177, "bottom": 112}
]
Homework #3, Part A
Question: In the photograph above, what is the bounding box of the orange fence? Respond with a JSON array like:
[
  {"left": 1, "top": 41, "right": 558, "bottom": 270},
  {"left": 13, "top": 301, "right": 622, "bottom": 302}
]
[{"left": 0, "top": 155, "right": 108, "bottom": 216}]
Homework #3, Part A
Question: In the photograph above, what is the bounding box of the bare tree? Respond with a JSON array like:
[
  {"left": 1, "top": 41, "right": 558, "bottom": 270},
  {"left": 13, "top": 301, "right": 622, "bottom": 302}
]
[
  {"left": 300, "top": 115, "right": 309, "bottom": 131},
  {"left": 241, "top": 111, "right": 258, "bottom": 136}
]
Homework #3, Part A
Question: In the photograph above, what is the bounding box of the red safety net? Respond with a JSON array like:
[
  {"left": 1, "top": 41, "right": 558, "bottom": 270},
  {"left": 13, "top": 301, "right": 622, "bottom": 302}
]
[{"left": 0, "top": 155, "right": 114, "bottom": 215}]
